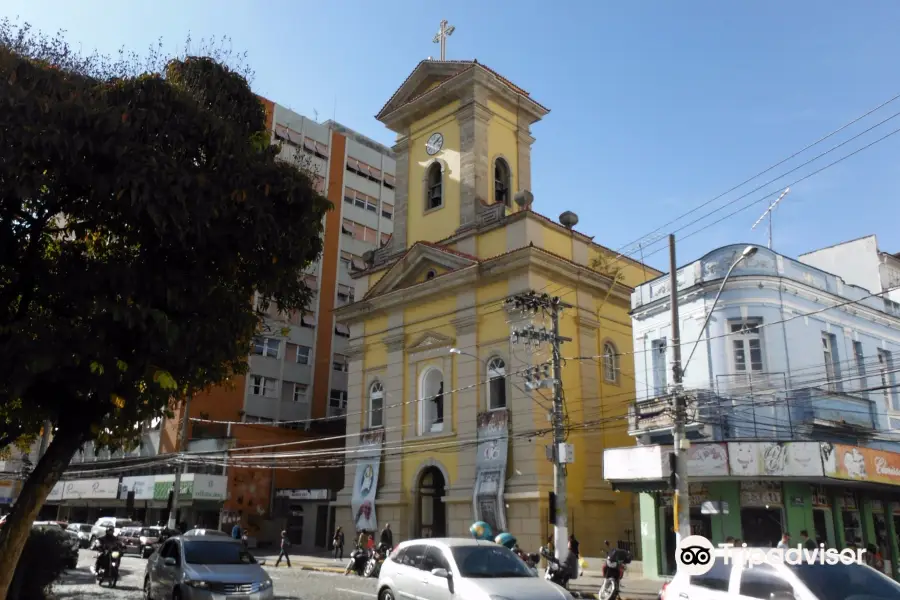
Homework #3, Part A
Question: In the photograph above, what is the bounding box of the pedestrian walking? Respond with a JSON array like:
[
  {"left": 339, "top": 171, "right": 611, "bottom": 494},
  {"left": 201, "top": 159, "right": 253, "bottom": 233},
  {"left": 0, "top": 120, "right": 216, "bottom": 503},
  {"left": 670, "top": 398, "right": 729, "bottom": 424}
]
[
  {"left": 776, "top": 532, "right": 790, "bottom": 549},
  {"left": 231, "top": 523, "right": 242, "bottom": 540},
  {"left": 333, "top": 526, "right": 345, "bottom": 560},
  {"left": 241, "top": 529, "right": 249, "bottom": 549},
  {"left": 380, "top": 523, "right": 393, "bottom": 549},
  {"left": 275, "top": 530, "right": 292, "bottom": 567}
]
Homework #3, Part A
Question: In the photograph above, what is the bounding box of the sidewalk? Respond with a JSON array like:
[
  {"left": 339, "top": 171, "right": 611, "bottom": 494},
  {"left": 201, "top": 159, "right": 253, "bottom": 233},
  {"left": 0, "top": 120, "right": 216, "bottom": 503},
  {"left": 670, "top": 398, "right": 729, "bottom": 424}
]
[{"left": 257, "top": 551, "right": 665, "bottom": 599}]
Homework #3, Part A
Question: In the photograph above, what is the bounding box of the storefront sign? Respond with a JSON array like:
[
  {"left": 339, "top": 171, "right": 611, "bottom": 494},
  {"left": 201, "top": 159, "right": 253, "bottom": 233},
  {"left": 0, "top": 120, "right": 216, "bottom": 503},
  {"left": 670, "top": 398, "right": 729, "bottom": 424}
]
[
  {"left": 0, "top": 480, "right": 17, "bottom": 504},
  {"left": 120, "top": 476, "right": 155, "bottom": 501},
  {"left": 63, "top": 478, "right": 120, "bottom": 500},
  {"left": 661, "top": 483, "right": 709, "bottom": 507},
  {"left": 473, "top": 410, "right": 509, "bottom": 534},
  {"left": 276, "top": 489, "right": 330, "bottom": 501},
  {"left": 687, "top": 443, "right": 729, "bottom": 476},
  {"left": 728, "top": 441, "right": 823, "bottom": 477},
  {"left": 740, "top": 481, "right": 782, "bottom": 507},
  {"left": 152, "top": 477, "right": 194, "bottom": 501},
  {"left": 46, "top": 481, "right": 64, "bottom": 502},
  {"left": 821, "top": 443, "right": 900, "bottom": 486},
  {"left": 351, "top": 429, "right": 383, "bottom": 532},
  {"left": 603, "top": 445, "right": 666, "bottom": 480},
  {"left": 193, "top": 475, "right": 227, "bottom": 501}
]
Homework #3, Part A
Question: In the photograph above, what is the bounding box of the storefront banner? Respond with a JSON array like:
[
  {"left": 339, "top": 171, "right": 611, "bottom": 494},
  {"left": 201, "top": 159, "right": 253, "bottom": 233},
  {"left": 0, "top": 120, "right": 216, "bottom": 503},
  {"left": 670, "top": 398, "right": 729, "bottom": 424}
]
[
  {"left": 604, "top": 445, "right": 667, "bottom": 480},
  {"left": 821, "top": 443, "right": 900, "bottom": 486},
  {"left": 276, "top": 489, "right": 330, "bottom": 501},
  {"left": 661, "top": 483, "right": 709, "bottom": 507},
  {"left": 193, "top": 475, "right": 227, "bottom": 501},
  {"left": 740, "top": 481, "right": 783, "bottom": 507},
  {"left": 63, "top": 478, "right": 120, "bottom": 500},
  {"left": 351, "top": 429, "right": 383, "bottom": 532},
  {"left": 687, "top": 443, "right": 729, "bottom": 476},
  {"left": 152, "top": 475, "right": 195, "bottom": 501},
  {"left": 120, "top": 476, "right": 156, "bottom": 500},
  {"left": 47, "top": 481, "right": 64, "bottom": 502},
  {"left": 473, "top": 410, "right": 509, "bottom": 534},
  {"left": 728, "top": 442, "right": 823, "bottom": 477},
  {"left": 0, "top": 480, "right": 17, "bottom": 504}
]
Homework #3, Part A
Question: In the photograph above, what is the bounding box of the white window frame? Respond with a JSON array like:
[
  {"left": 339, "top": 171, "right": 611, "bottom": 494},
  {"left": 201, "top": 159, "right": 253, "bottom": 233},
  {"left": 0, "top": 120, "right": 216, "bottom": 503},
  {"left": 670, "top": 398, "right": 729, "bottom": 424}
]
[
  {"left": 878, "top": 349, "right": 899, "bottom": 412},
  {"left": 728, "top": 319, "right": 764, "bottom": 374},
  {"left": 487, "top": 357, "right": 507, "bottom": 410},
  {"left": 296, "top": 345, "right": 311, "bottom": 365},
  {"left": 853, "top": 341, "right": 867, "bottom": 392},
  {"left": 292, "top": 383, "right": 308, "bottom": 403},
  {"left": 333, "top": 354, "right": 348, "bottom": 372},
  {"left": 329, "top": 390, "right": 347, "bottom": 417},
  {"left": 369, "top": 381, "right": 385, "bottom": 428},
  {"left": 252, "top": 336, "right": 280, "bottom": 359},
  {"left": 822, "top": 333, "right": 841, "bottom": 392},
  {"left": 651, "top": 338, "right": 667, "bottom": 396},
  {"left": 250, "top": 375, "right": 277, "bottom": 398},
  {"left": 602, "top": 342, "right": 619, "bottom": 383}
]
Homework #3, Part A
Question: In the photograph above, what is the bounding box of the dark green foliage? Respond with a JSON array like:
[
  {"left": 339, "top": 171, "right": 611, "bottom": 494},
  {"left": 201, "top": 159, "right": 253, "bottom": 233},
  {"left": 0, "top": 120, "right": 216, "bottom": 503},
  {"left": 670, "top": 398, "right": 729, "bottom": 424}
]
[
  {"left": 10, "top": 528, "right": 73, "bottom": 599},
  {"left": 0, "top": 19, "right": 330, "bottom": 595}
]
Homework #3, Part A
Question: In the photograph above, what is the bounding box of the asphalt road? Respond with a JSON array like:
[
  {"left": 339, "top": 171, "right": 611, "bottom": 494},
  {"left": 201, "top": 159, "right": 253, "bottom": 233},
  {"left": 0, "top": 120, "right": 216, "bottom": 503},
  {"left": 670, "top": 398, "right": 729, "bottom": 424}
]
[{"left": 51, "top": 548, "right": 380, "bottom": 599}]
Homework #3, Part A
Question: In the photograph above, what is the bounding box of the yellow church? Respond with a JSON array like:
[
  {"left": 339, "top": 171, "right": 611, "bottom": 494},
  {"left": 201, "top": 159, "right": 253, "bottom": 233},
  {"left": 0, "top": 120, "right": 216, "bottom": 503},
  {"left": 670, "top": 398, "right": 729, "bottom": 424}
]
[{"left": 333, "top": 57, "right": 660, "bottom": 558}]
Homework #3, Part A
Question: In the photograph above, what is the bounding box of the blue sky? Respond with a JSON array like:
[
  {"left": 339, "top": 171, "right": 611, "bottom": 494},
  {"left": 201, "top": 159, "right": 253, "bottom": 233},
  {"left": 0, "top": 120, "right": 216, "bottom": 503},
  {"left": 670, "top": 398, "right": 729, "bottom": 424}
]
[{"left": 6, "top": 1, "right": 900, "bottom": 270}]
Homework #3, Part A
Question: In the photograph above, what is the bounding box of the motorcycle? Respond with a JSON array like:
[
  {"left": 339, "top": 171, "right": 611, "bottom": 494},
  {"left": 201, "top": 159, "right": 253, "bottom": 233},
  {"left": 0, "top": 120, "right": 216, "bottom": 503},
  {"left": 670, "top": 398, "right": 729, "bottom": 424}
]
[
  {"left": 515, "top": 548, "right": 541, "bottom": 575},
  {"left": 345, "top": 546, "right": 370, "bottom": 576},
  {"left": 599, "top": 546, "right": 632, "bottom": 600},
  {"left": 364, "top": 543, "right": 390, "bottom": 578},
  {"left": 539, "top": 546, "right": 571, "bottom": 589},
  {"left": 94, "top": 548, "right": 121, "bottom": 587}
]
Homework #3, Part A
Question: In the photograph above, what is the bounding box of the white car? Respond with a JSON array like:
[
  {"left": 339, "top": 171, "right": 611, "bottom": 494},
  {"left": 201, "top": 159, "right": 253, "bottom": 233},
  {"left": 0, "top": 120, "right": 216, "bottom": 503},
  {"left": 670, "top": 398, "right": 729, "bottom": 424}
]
[
  {"left": 377, "top": 537, "right": 574, "bottom": 600},
  {"left": 90, "top": 517, "right": 141, "bottom": 542},
  {"left": 661, "top": 547, "right": 900, "bottom": 600}
]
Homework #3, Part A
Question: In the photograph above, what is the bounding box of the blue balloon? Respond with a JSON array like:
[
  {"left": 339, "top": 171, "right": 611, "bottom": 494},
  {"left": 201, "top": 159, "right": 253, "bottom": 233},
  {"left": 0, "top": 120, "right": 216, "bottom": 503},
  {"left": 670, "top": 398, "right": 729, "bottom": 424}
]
[{"left": 495, "top": 532, "right": 517, "bottom": 549}]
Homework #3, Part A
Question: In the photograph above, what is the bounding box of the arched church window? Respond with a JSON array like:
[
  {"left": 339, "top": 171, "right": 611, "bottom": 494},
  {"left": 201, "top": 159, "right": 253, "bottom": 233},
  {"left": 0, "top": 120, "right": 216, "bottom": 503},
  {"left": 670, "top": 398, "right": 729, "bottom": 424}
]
[
  {"left": 494, "top": 158, "right": 511, "bottom": 207},
  {"left": 426, "top": 162, "right": 443, "bottom": 210},
  {"left": 487, "top": 357, "right": 507, "bottom": 410},
  {"left": 603, "top": 341, "right": 619, "bottom": 383},
  {"left": 369, "top": 381, "right": 384, "bottom": 428}
]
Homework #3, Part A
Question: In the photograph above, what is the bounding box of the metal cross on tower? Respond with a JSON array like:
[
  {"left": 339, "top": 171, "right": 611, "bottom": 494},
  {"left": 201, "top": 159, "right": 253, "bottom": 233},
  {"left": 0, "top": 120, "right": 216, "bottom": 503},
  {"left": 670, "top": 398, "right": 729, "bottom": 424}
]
[{"left": 432, "top": 19, "right": 455, "bottom": 61}]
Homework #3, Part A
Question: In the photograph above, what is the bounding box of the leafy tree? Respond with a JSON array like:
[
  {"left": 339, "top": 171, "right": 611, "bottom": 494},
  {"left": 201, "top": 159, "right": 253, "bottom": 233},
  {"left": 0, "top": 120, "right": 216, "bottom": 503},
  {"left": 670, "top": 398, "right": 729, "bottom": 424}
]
[{"left": 0, "top": 20, "right": 330, "bottom": 596}]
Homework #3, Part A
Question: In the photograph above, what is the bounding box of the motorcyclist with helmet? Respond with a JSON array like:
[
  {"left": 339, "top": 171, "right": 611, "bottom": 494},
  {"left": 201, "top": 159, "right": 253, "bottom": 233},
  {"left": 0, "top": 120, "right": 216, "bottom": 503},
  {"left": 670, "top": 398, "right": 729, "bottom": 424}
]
[{"left": 94, "top": 526, "right": 122, "bottom": 573}]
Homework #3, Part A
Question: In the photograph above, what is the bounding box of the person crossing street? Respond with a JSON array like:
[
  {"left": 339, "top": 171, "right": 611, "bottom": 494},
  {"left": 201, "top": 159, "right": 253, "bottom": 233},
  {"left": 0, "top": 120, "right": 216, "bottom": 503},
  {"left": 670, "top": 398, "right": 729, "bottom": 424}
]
[{"left": 274, "top": 530, "right": 292, "bottom": 568}]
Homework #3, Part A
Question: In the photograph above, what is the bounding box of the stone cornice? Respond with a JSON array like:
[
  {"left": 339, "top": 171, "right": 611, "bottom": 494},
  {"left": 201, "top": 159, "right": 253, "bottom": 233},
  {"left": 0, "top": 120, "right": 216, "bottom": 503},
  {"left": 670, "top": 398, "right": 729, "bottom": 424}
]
[
  {"left": 392, "top": 137, "right": 409, "bottom": 153},
  {"left": 450, "top": 314, "right": 478, "bottom": 335},
  {"left": 577, "top": 315, "right": 602, "bottom": 331},
  {"left": 346, "top": 344, "right": 365, "bottom": 359},
  {"left": 455, "top": 101, "right": 493, "bottom": 125},
  {"left": 383, "top": 332, "right": 406, "bottom": 353},
  {"left": 337, "top": 246, "right": 633, "bottom": 322}
]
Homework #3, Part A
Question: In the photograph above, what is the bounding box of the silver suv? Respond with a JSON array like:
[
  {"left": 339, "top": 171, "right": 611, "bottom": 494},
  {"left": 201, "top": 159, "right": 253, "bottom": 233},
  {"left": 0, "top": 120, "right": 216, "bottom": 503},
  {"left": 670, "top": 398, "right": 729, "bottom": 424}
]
[{"left": 144, "top": 535, "right": 273, "bottom": 600}]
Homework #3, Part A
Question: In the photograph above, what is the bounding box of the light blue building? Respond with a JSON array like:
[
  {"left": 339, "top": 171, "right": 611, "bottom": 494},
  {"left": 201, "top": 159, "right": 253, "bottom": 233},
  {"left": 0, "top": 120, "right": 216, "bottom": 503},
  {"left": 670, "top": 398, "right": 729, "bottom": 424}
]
[{"left": 604, "top": 244, "right": 900, "bottom": 579}]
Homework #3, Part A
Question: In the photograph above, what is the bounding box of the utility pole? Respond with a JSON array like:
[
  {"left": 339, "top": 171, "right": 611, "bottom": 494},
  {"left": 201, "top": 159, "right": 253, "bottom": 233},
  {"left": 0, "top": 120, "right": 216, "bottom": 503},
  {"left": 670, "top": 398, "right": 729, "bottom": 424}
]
[
  {"left": 167, "top": 394, "right": 192, "bottom": 531},
  {"left": 508, "top": 291, "right": 572, "bottom": 562},
  {"left": 668, "top": 234, "right": 690, "bottom": 545}
]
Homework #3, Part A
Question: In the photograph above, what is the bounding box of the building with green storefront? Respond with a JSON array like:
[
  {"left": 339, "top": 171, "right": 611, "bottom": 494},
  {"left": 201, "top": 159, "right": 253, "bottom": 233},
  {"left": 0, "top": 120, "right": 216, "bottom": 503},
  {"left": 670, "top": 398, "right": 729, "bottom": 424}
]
[{"left": 603, "top": 243, "right": 900, "bottom": 580}]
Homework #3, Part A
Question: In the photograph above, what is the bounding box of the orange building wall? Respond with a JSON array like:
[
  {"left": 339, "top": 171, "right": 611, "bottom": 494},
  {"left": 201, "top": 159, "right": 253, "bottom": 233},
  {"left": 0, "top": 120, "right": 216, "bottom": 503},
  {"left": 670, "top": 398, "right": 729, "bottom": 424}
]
[{"left": 311, "top": 130, "right": 347, "bottom": 419}]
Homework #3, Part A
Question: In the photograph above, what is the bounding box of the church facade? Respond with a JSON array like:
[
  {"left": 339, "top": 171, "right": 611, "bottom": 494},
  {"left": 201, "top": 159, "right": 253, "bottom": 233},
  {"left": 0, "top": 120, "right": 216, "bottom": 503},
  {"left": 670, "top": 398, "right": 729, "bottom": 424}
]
[{"left": 333, "top": 58, "right": 659, "bottom": 557}]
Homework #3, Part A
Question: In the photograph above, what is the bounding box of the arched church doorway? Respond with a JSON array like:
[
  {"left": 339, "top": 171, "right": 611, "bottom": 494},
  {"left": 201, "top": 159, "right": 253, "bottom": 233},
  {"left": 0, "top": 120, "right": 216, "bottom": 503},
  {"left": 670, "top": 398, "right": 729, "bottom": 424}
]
[{"left": 416, "top": 466, "right": 446, "bottom": 538}]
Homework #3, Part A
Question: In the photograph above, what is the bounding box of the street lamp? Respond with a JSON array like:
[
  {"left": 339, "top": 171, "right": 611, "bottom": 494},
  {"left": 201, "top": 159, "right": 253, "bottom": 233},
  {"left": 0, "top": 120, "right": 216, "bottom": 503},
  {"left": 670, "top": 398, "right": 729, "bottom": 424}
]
[{"left": 682, "top": 245, "right": 758, "bottom": 376}]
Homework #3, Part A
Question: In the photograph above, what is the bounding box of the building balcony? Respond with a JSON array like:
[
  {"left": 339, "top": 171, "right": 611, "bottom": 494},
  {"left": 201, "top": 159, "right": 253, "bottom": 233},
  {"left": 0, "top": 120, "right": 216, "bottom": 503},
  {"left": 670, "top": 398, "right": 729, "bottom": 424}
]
[{"left": 630, "top": 374, "right": 877, "bottom": 444}]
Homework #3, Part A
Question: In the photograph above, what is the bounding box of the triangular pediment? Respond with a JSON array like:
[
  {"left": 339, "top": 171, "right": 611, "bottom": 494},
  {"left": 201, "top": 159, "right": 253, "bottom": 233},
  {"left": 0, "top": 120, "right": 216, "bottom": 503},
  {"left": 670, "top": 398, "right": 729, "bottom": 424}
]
[
  {"left": 364, "top": 242, "right": 478, "bottom": 300},
  {"left": 376, "top": 60, "right": 474, "bottom": 121},
  {"left": 406, "top": 330, "right": 455, "bottom": 353}
]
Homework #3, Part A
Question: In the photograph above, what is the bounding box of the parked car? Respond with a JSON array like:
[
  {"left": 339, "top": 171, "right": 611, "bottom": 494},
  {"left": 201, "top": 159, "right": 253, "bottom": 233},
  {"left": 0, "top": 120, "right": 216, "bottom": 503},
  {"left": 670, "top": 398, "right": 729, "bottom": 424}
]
[
  {"left": 121, "top": 526, "right": 164, "bottom": 558},
  {"left": 660, "top": 547, "right": 900, "bottom": 600},
  {"left": 144, "top": 535, "right": 274, "bottom": 600},
  {"left": 32, "top": 521, "right": 78, "bottom": 569},
  {"left": 182, "top": 528, "right": 229, "bottom": 537},
  {"left": 90, "top": 517, "right": 141, "bottom": 542},
  {"left": 66, "top": 522, "right": 94, "bottom": 548},
  {"left": 377, "top": 537, "right": 573, "bottom": 600}
]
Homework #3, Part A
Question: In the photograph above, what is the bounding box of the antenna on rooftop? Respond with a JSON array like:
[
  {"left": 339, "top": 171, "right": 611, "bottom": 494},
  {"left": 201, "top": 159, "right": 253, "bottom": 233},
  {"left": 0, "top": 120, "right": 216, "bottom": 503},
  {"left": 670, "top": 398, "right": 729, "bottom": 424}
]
[
  {"left": 751, "top": 187, "right": 791, "bottom": 250},
  {"left": 313, "top": 109, "right": 319, "bottom": 123}
]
